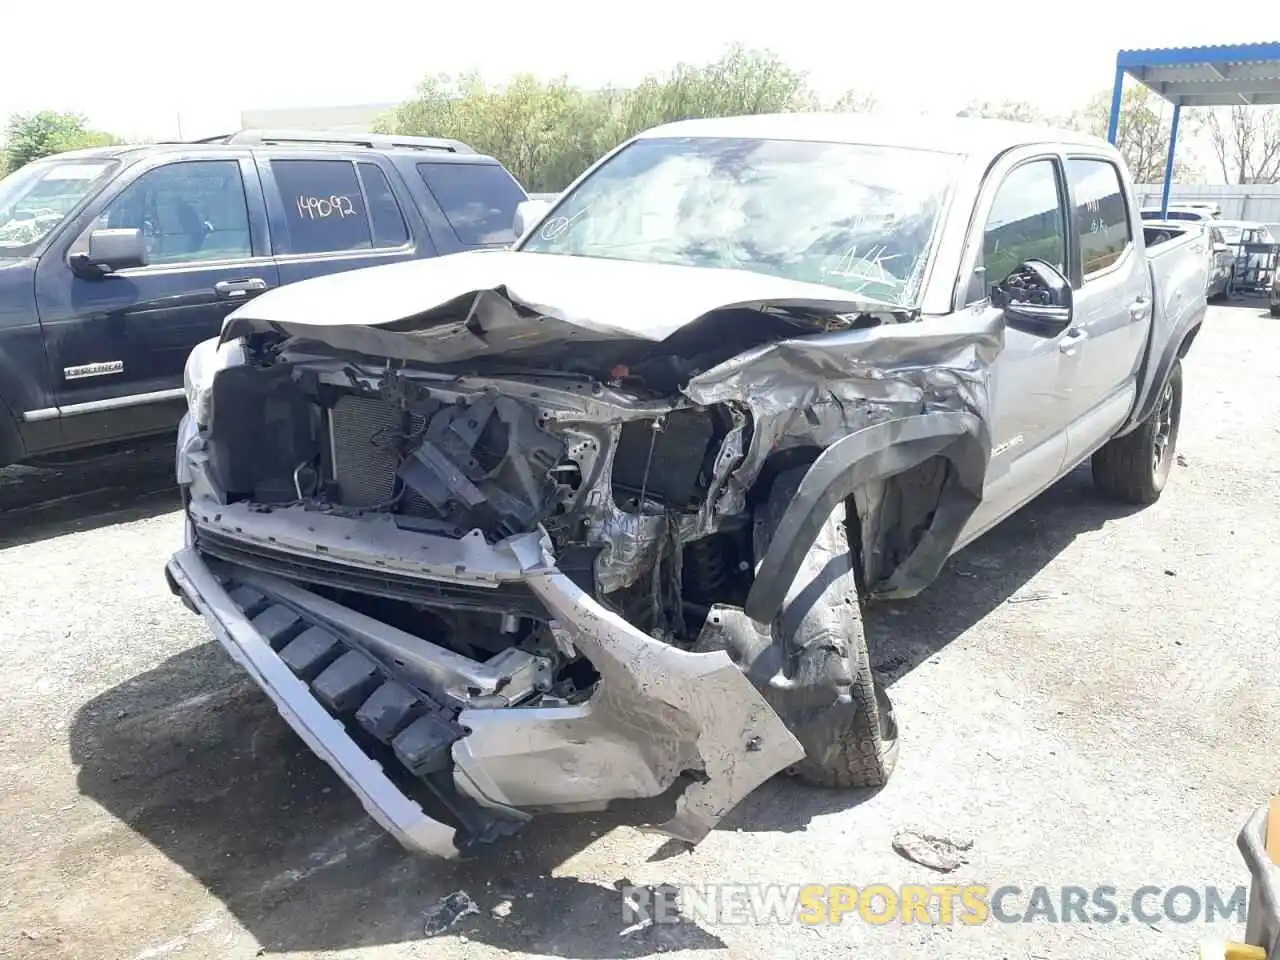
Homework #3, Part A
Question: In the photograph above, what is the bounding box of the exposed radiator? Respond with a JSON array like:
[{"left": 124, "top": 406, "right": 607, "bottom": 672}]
[{"left": 328, "top": 395, "right": 403, "bottom": 508}]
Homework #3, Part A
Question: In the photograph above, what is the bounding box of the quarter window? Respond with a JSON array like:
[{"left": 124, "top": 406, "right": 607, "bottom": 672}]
[
  {"left": 85, "top": 160, "right": 251, "bottom": 266},
  {"left": 1067, "top": 158, "right": 1132, "bottom": 276},
  {"left": 270, "top": 159, "right": 372, "bottom": 255},
  {"left": 973, "top": 159, "right": 1067, "bottom": 302},
  {"left": 357, "top": 162, "right": 409, "bottom": 248},
  {"left": 416, "top": 161, "right": 526, "bottom": 246}
]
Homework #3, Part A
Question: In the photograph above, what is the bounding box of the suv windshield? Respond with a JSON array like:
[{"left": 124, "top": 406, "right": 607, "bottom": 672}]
[
  {"left": 518, "top": 136, "right": 963, "bottom": 306},
  {"left": 0, "top": 158, "right": 118, "bottom": 255}
]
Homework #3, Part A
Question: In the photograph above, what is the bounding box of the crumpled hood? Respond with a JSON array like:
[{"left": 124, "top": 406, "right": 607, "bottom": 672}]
[{"left": 221, "top": 249, "right": 906, "bottom": 354}]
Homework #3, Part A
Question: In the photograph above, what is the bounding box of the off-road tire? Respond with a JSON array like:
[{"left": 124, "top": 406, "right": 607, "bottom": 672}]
[
  {"left": 753, "top": 468, "right": 899, "bottom": 789},
  {"left": 1092, "top": 359, "right": 1183, "bottom": 505}
]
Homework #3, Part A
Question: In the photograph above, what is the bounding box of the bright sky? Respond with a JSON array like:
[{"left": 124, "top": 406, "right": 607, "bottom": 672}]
[{"left": 3, "top": 2, "right": 1258, "bottom": 158}]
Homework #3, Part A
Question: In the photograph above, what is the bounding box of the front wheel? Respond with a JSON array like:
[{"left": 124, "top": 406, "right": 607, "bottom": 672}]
[
  {"left": 751, "top": 468, "right": 899, "bottom": 789},
  {"left": 1091, "top": 359, "right": 1183, "bottom": 505}
]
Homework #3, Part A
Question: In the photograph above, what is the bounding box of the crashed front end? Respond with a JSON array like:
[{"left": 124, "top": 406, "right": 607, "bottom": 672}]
[{"left": 167, "top": 265, "right": 1000, "bottom": 857}]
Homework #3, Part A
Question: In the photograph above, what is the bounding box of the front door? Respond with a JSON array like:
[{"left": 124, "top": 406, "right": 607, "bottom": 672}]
[
  {"left": 954, "top": 155, "right": 1075, "bottom": 544},
  {"left": 35, "top": 155, "right": 277, "bottom": 444}
]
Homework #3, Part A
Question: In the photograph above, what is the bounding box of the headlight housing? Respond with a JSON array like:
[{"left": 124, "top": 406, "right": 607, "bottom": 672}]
[{"left": 183, "top": 336, "right": 246, "bottom": 428}]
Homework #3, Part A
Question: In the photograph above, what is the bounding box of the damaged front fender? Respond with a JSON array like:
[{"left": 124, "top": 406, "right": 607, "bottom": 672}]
[
  {"left": 684, "top": 311, "right": 1000, "bottom": 606},
  {"left": 744, "top": 411, "right": 987, "bottom": 623}
]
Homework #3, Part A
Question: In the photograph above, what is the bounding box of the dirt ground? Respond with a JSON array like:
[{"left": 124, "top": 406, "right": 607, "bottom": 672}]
[{"left": 1, "top": 301, "right": 1277, "bottom": 960}]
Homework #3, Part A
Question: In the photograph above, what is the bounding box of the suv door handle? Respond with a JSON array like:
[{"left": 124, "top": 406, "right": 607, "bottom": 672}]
[
  {"left": 1129, "top": 296, "right": 1151, "bottom": 321},
  {"left": 214, "top": 278, "right": 268, "bottom": 299},
  {"left": 1059, "top": 328, "right": 1089, "bottom": 354}
]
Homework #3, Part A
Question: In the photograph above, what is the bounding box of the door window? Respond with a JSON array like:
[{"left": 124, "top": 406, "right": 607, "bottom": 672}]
[
  {"left": 269, "top": 159, "right": 373, "bottom": 255},
  {"left": 970, "top": 159, "right": 1067, "bottom": 303},
  {"left": 1067, "top": 158, "right": 1132, "bottom": 277},
  {"left": 80, "top": 160, "right": 252, "bottom": 266}
]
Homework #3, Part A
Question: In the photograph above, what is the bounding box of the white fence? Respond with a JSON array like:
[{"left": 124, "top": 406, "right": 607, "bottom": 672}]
[{"left": 1134, "top": 183, "right": 1280, "bottom": 232}]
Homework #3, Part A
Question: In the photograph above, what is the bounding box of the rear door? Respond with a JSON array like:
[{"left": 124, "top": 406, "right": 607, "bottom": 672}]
[
  {"left": 35, "top": 152, "right": 277, "bottom": 436},
  {"left": 1060, "top": 156, "right": 1151, "bottom": 463},
  {"left": 256, "top": 153, "right": 428, "bottom": 285}
]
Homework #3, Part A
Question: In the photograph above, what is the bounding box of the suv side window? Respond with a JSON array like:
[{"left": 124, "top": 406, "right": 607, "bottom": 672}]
[
  {"left": 79, "top": 160, "right": 251, "bottom": 266},
  {"left": 970, "top": 159, "right": 1067, "bottom": 304},
  {"left": 357, "top": 162, "right": 409, "bottom": 248},
  {"left": 269, "top": 159, "right": 372, "bottom": 255},
  {"left": 1067, "top": 158, "right": 1132, "bottom": 277},
  {"left": 416, "top": 161, "right": 526, "bottom": 246}
]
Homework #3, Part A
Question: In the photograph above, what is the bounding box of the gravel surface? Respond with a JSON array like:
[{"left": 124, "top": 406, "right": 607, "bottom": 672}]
[{"left": 1, "top": 302, "right": 1277, "bottom": 960}]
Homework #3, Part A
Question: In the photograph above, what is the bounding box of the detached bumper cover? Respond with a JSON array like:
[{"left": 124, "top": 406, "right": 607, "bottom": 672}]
[
  {"left": 167, "top": 526, "right": 806, "bottom": 854},
  {"left": 166, "top": 546, "right": 461, "bottom": 858}
]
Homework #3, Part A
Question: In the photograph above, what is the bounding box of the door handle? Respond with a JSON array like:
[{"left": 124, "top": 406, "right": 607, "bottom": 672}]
[
  {"left": 1129, "top": 296, "right": 1151, "bottom": 321},
  {"left": 1058, "top": 328, "right": 1089, "bottom": 354},
  {"left": 214, "top": 278, "right": 268, "bottom": 299}
]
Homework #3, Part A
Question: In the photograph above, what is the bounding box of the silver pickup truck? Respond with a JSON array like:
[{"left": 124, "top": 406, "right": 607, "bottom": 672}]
[{"left": 166, "top": 114, "right": 1208, "bottom": 858}]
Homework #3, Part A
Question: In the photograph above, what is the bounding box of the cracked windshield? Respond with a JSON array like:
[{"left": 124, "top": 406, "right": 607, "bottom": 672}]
[
  {"left": 520, "top": 136, "right": 962, "bottom": 306},
  {"left": 0, "top": 158, "right": 116, "bottom": 253}
]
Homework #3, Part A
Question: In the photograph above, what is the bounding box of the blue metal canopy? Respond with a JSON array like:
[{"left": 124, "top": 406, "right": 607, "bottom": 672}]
[{"left": 1108, "top": 42, "right": 1280, "bottom": 213}]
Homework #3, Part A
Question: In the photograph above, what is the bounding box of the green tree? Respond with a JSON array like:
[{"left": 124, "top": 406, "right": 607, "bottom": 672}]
[
  {"left": 381, "top": 72, "right": 614, "bottom": 192},
  {"left": 1069, "top": 86, "right": 1199, "bottom": 183},
  {"left": 830, "top": 88, "right": 878, "bottom": 114},
  {"left": 3, "top": 111, "right": 119, "bottom": 172},
  {"left": 957, "top": 99, "right": 1052, "bottom": 123},
  {"left": 611, "top": 45, "right": 817, "bottom": 139},
  {"left": 385, "top": 47, "right": 832, "bottom": 192}
]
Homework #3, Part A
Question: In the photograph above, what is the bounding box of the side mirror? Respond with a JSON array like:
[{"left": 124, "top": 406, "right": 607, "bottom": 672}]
[
  {"left": 513, "top": 199, "right": 552, "bottom": 240},
  {"left": 71, "top": 228, "right": 147, "bottom": 277},
  {"left": 991, "top": 258, "right": 1072, "bottom": 337}
]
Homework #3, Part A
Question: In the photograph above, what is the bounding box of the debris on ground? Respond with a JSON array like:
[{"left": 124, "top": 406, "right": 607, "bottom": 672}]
[
  {"left": 892, "top": 830, "right": 974, "bottom": 872},
  {"left": 423, "top": 891, "right": 480, "bottom": 936},
  {"left": 1006, "top": 591, "right": 1054, "bottom": 604},
  {"left": 490, "top": 899, "right": 513, "bottom": 919}
]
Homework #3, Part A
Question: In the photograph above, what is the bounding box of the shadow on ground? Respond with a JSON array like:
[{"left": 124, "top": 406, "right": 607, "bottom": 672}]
[
  {"left": 0, "top": 436, "right": 178, "bottom": 548},
  {"left": 70, "top": 464, "right": 1143, "bottom": 956}
]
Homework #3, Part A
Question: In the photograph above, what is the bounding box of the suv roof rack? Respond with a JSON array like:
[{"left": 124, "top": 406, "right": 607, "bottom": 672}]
[{"left": 182, "top": 129, "right": 475, "bottom": 154}]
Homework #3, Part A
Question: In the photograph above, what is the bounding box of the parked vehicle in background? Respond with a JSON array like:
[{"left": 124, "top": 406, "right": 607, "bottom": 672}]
[
  {"left": 1215, "top": 220, "right": 1279, "bottom": 299},
  {"left": 1215, "top": 220, "right": 1276, "bottom": 247},
  {"left": 168, "top": 114, "right": 1208, "bottom": 858},
  {"left": 1140, "top": 204, "right": 1221, "bottom": 223},
  {"left": 0, "top": 129, "right": 528, "bottom": 468},
  {"left": 1145, "top": 219, "right": 1234, "bottom": 300}
]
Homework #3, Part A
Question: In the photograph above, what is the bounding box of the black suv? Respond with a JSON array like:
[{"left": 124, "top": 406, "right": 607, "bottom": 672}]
[{"left": 0, "top": 128, "right": 528, "bottom": 466}]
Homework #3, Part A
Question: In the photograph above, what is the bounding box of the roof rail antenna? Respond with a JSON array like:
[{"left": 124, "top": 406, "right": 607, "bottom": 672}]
[{"left": 215, "top": 129, "right": 474, "bottom": 153}]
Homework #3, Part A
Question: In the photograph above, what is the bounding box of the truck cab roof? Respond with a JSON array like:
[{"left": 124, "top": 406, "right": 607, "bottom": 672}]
[{"left": 634, "top": 113, "right": 1116, "bottom": 159}]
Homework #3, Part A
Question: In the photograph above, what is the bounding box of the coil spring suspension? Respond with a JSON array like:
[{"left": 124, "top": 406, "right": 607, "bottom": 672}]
[{"left": 684, "top": 536, "right": 730, "bottom": 602}]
